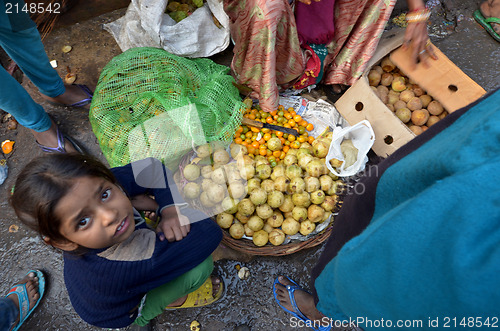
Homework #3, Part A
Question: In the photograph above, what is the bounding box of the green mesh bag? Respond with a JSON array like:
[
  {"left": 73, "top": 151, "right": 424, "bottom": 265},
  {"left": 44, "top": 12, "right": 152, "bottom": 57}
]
[{"left": 89, "top": 47, "right": 244, "bottom": 169}]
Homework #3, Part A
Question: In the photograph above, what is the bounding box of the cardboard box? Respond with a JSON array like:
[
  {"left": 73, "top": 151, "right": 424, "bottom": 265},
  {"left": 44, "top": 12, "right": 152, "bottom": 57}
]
[{"left": 334, "top": 29, "right": 487, "bottom": 157}]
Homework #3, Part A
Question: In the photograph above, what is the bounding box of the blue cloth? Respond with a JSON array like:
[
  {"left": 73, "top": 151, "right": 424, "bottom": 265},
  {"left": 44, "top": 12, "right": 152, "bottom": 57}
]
[
  {"left": 63, "top": 162, "right": 222, "bottom": 328},
  {"left": 0, "top": 0, "right": 64, "bottom": 132},
  {"left": 0, "top": 297, "right": 17, "bottom": 331},
  {"left": 315, "top": 89, "right": 500, "bottom": 329}
]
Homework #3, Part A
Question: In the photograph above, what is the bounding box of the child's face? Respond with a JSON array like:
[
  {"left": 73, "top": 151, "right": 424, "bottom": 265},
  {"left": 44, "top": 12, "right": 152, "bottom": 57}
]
[{"left": 53, "top": 176, "right": 136, "bottom": 250}]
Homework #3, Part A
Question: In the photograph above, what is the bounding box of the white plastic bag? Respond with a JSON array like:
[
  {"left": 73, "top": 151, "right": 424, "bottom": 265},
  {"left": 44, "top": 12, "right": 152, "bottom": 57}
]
[
  {"left": 325, "top": 120, "right": 375, "bottom": 177},
  {"left": 104, "top": 0, "right": 230, "bottom": 58}
]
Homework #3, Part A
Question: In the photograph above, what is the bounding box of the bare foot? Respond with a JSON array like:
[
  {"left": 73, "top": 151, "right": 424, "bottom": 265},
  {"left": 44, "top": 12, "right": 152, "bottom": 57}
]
[
  {"left": 274, "top": 276, "right": 325, "bottom": 323},
  {"left": 167, "top": 276, "right": 221, "bottom": 308},
  {"left": 6, "top": 272, "right": 40, "bottom": 330},
  {"left": 330, "top": 84, "right": 350, "bottom": 94},
  {"left": 480, "top": 0, "right": 500, "bottom": 35},
  {"left": 212, "top": 244, "right": 254, "bottom": 263},
  {"left": 42, "top": 84, "right": 93, "bottom": 110},
  {"left": 30, "top": 120, "right": 77, "bottom": 153}
]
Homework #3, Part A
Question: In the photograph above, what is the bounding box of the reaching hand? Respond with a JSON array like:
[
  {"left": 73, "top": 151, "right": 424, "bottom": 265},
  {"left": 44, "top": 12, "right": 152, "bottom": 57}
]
[
  {"left": 402, "top": 20, "right": 438, "bottom": 68},
  {"left": 157, "top": 206, "right": 191, "bottom": 242}
]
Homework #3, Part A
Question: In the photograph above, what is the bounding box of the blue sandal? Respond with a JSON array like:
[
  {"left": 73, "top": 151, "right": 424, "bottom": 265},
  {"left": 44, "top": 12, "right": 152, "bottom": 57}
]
[
  {"left": 5, "top": 270, "right": 45, "bottom": 331},
  {"left": 46, "top": 84, "right": 94, "bottom": 108},
  {"left": 67, "top": 84, "right": 93, "bottom": 108},
  {"left": 36, "top": 124, "right": 84, "bottom": 154},
  {"left": 273, "top": 276, "right": 331, "bottom": 331}
]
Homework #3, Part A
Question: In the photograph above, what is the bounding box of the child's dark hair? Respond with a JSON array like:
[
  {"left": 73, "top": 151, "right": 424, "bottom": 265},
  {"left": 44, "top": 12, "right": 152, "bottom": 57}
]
[{"left": 10, "top": 153, "right": 117, "bottom": 246}]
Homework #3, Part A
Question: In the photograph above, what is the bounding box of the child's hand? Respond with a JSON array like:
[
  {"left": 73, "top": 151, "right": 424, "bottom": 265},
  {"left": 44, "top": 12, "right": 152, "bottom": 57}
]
[{"left": 157, "top": 206, "right": 191, "bottom": 242}]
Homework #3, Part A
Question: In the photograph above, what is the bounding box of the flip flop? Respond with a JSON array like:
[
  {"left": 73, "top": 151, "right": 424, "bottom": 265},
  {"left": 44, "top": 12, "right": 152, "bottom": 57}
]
[
  {"left": 165, "top": 276, "right": 224, "bottom": 310},
  {"left": 46, "top": 84, "right": 94, "bottom": 108},
  {"left": 473, "top": 9, "right": 500, "bottom": 42},
  {"left": 273, "top": 276, "right": 331, "bottom": 331},
  {"left": 36, "top": 124, "right": 85, "bottom": 154},
  {"left": 5, "top": 270, "right": 46, "bottom": 331}
]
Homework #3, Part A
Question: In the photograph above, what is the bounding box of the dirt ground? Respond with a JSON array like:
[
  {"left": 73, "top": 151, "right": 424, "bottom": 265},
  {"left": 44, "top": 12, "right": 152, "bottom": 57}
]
[{"left": 0, "top": 0, "right": 498, "bottom": 330}]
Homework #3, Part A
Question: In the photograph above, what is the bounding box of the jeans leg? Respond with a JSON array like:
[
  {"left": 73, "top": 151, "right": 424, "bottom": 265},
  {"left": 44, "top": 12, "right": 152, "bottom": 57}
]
[
  {"left": 0, "top": 2, "right": 64, "bottom": 98},
  {"left": 0, "top": 297, "right": 18, "bottom": 331},
  {"left": 0, "top": 65, "right": 51, "bottom": 132}
]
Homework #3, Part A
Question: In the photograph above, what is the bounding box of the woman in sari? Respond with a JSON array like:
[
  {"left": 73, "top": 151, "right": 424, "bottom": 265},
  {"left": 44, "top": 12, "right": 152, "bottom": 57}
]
[{"left": 223, "top": 0, "right": 434, "bottom": 111}]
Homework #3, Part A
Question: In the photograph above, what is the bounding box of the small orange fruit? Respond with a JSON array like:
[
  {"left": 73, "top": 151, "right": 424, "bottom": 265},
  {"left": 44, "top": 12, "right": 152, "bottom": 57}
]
[{"left": 1, "top": 140, "right": 14, "bottom": 154}]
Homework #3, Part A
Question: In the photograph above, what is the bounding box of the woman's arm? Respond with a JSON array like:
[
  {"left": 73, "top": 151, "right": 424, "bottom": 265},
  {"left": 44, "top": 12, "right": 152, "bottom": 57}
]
[{"left": 404, "top": 0, "right": 438, "bottom": 67}]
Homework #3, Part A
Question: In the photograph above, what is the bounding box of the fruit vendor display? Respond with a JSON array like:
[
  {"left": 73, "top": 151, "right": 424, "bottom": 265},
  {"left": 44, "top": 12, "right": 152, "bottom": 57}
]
[
  {"left": 233, "top": 104, "right": 316, "bottom": 166},
  {"left": 179, "top": 116, "right": 343, "bottom": 247},
  {"left": 368, "top": 56, "right": 448, "bottom": 135}
]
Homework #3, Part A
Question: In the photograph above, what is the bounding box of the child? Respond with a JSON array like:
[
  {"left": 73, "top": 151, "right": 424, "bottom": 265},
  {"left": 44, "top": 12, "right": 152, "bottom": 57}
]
[{"left": 10, "top": 153, "right": 223, "bottom": 329}]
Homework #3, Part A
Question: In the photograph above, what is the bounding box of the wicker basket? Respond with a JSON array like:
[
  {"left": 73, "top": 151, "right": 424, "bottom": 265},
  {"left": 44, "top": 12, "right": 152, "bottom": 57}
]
[{"left": 176, "top": 151, "right": 343, "bottom": 256}]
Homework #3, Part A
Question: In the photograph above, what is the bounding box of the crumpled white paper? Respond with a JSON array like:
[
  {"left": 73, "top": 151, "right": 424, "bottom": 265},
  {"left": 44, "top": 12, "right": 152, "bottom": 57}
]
[{"left": 104, "top": 0, "right": 230, "bottom": 58}]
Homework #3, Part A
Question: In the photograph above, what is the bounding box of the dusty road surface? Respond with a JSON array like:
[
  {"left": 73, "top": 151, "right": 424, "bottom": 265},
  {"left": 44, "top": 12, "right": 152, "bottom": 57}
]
[{"left": 1, "top": 0, "right": 498, "bottom": 330}]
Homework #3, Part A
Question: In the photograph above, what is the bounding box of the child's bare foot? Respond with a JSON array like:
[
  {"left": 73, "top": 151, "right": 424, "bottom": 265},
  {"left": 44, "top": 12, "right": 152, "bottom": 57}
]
[
  {"left": 167, "top": 276, "right": 222, "bottom": 308},
  {"left": 42, "top": 84, "right": 93, "bottom": 109},
  {"left": 274, "top": 276, "right": 325, "bottom": 323},
  {"left": 6, "top": 272, "right": 40, "bottom": 330},
  {"left": 212, "top": 244, "right": 254, "bottom": 263},
  {"left": 480, "top": 0, "right": 500, "bottom": 35}
]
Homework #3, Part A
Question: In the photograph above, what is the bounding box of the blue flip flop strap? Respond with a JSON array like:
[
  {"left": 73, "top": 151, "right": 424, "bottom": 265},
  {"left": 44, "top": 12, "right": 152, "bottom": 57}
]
[
  {"left": 67, "top": 84, "right": 93, "bottom": 107},
  {"left": 6, "top": 284, "right": 29, "bottom": 328},
  {"left": 286, "top": 284, "right": 310, "bottom": 321},
  {"left": 36, "top": 124, "right": 66, "bottom": 153},
  {"left": 286, "top": 284, "right": 333, "bottom": 331}
]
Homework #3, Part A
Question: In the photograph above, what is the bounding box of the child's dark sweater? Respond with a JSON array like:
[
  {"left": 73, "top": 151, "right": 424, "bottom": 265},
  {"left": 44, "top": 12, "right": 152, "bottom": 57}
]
[{"left": 63, "top": 161, "right": 222, "bottom": 328}]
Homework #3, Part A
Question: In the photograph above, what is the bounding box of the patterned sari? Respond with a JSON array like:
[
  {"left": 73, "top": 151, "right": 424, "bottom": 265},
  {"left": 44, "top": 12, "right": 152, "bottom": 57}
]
[{"left": 223, "top": 0, "right": 397, "bottom": 112}]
